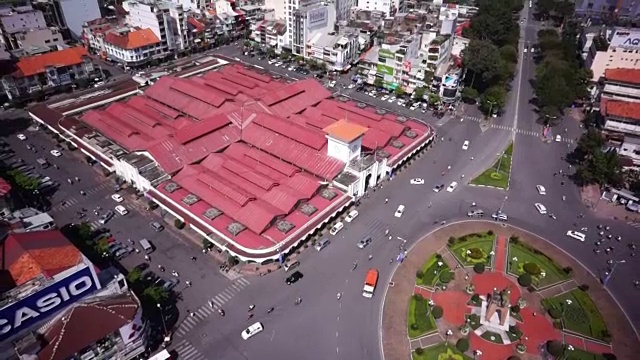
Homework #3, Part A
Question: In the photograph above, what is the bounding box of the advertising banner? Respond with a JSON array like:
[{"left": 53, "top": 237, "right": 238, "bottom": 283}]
[
  {"left": 378, "top": 49, "right": 395, "bottom": 59},
  {"left": 376, "top": 64, "right": 395, "bottom": 76},
  {"left": 0, "top": 266, "right": 101, "bottom": 341},
  {"left": 307, "top": 7, "right": 328, "bottom": 31},
  {"left": 610, "top": 30, "right": 640, "bottom": 50}
]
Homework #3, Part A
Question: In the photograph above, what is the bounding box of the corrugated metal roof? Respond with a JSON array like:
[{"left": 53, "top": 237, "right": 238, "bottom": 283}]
[
  {"left": 170, "top": 78, "right": 227, "bottom": 107},
  {"left": 197, "top": 171, "right": 255, "bottom": 206},
  {"left": 262, "top": 186, "right": 302, "bottom": 213},
  {"left": 222, "top": 157, "right": 277, "bottom": 190},
  {"left": 128, "top": 96, "right": 181, "bottom": 120},
  {"left": 253, "top": 113, "right": 326, "bottom": 150},
  {"left": 261, "top": 84, "right": 305, "bottom": 106},
  {"left": 175, "top": 113, "right": 231, "bottom": 144},
  {"left": 234, "top": 200, "right": 281, "bottom": 234},
  {"left": 285, "top": 173, "right": 320, "bottom": 198}
]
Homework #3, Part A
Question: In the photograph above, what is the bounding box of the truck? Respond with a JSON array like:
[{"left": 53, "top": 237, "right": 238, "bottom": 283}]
[{"left": 362, "top": 269, "right": 379, "bottom": 298}]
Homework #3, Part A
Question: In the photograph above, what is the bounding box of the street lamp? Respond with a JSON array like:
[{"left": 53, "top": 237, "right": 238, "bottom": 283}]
[
  {"left": 489, "top": 250, "right": 495, "bottom": 268},
  {"left": 445, "top": 329, "right": 453, "bottom": 342},
  {"left": 474, "top": 349, "right": 483, "bottom": 359},
  {"left": 486, "top": 100, "right": 497, "bottom": 119},
  {"left": 498, "top": 195, "right": 508, "bottom": 214},
  {"left": 157, "top": 303, "right": 168, "bottom": 337},
  {"left": 603, "top": 260, "right": 626, "bottom": 286}
]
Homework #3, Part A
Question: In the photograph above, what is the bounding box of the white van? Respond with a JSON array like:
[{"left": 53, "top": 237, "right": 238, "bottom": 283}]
[
  {"left": 329, "top": 222, "right": 344, "bottom": 235},
  {"left": 139, "top": 238, "right": 154, "bottom": 253}
]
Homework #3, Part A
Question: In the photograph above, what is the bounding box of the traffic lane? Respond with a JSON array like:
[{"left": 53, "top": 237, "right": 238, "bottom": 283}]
[
  {"left": 343, "top": 90, "right": 432, "bottom": 122},
  {"left": 217, "top": 53, "right": 308, "bottom": 81}
]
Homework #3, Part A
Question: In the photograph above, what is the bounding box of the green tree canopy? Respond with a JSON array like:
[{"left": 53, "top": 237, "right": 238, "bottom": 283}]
[
  {"left": 461, "top": 87, "right": 479, "bottom": 103},
  {"left": 480, "top": 86, "right": 507, "bottom": 114},
  {"left": 413, "top": 87, "right": 426, "bottom": 100},
  {"left": 373, "top": 78, "right": 384, "bottom": 88},
  {"left": 142, "top": 285, "right": 170, "bottom": 305},
  {"left": 499, "top": 44, "right": 518, "bottom": 64},
  {"left": 462, "top": 40, "right": 505, "bottom": 91},
  {"left": 464, "top": 0, "right": 520, "bottom": 47},
  {"left": 394, "top": 87, "right": 405, "bottom": 96},
  {"left": 7, "top": 170, "right": 39, "bottom": 191}
]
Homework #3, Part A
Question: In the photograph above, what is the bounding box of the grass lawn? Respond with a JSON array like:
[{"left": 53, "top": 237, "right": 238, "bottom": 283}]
[
  {"left": 447, "top": 232, "right": 495, "bottom": 266},
  {"left": 510, "top": 309, "right": 524, "bottom": 322},
  {"left": 480, "top": 330, "right": 505, "bottom": 344},
  {"left": 413, "top": 342, "right": 473, "bottom": 360},
  {"left": 417, "top": 254, "right": 451, "bottom": 287},
  {"left": 465, "top": 313, "right": 481, "bottom": 330},
  {"left": 507, "top": 241, "right": 570, "bottom": 288},
  {"left": 564, "top": 348, "right": 606, "bottom": 360},
  {"left": 541, "top": 289, "right": 610, "bottom": 342},
  {"left": 408, "top": 295, "right": 438, "bottom": 338},
  {"left": 470, "top": 142, "right": 513, "bottom": 189},
  {"left": 507, "top": 325, "right": 524, "bottom": 342}
]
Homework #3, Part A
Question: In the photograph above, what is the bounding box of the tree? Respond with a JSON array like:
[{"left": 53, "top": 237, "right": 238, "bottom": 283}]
[
  {"left": 546, "top": 340, "right": 565, "bottom": 357},
  {"left": 94, "top": 238, "right": 110, "bottom": 257},
  {"left": 462, "top": 40, "right": 505, "bottom": 91},
  {"left": 7, "top": 170, "right": 39, "bottom": 192},
  {"left": 142, "top": 285, "right": 170, "bottom": 305},
  {"left": 463, "top": 0, "right": 519, "bottom": 47},
  {"left": 373, "top": 78, "right": 384, "bottom": 88},
  {"left": 572, "top": 128, "right": 605, "bottom": 164},
  {"left": 540, "top": 105, "right": 561, "bottom": 125},
  {"left": 575, "top": 149, "right": 623, "bottom": 187},
  {"left": 77, "top": 223, "right": 94, "bottom": 241},
  {"left": 428, "top": 94, "right": 440, "bottom": 106},
  {"left": 266, "top": 48, "right": 276, "bottom": 58},
  {"left": 499, "top": 44, "right": 518, "bottom": 64},
  {"left": 394, "top": 87, "right": 405, "bottom": 96},
  {"left": 244, "top": 28, "right": 252, "bottom": 39},
  {"left": 126, "top": 267, "right": 143, "bottom": 284},
  {"left": 461, "top": 87, "right": 479, "bottom": 103},
  {"left": 480, "top": 86, "right": 507, "bottom": 115},
  {"left": 413, "top": 87, "right": 426, "bottom": 100}
]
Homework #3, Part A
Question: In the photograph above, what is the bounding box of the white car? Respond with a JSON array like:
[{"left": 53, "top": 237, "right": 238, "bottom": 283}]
[
  {"left": 345, "top": 210, "right": 359, "bottom": 223},
  {"left": 410, "top": 104, "right": 419, "bottom": 111},
  {"left": 329, "top": 81, "right": 337, "bottom": 88},
  {"left": 394, "top": 205, "right": 405, "bottom": 218},
  {"left": 381, "top": 95, "right": 389, "bottom": 101},
  {"left": 410, "top": 178, "right": 425, "bottom": 185},
  {"left": 17, "top": 134, "right": 27, "bottom": 141},
  {"left": 388, "top": 96, "right": 396, "bottom": 103},
  {"left": 329, "top": 222, "right": 344, "bottom": 235},
  {"left": 524, "top": 47, "right": 527, "bottom": 53},
  {"left": 50, "top": 150, "right": 62, "bottom": 157},
  {"left": 534, "top": 203, "right": 547, "bottom": 214},
  {"left": 115, "top": 205, "right": 129, "bottom": 216},
  {"left": 446, "top": 182, "right": 458, "bottom": 192},
  {"left": 241, "top": 322, "right": 264, "bottom": 340},
  {"left": 462, "top": 140, "right": 469, "bottom": 150},
  {"left": 348, "top": 84, "right": 356, "bottom": 89},
  {"left": 397, "top": 100, "right": 405, "bottom": 106},
  {"left": 566, "top": 230, "right": 586, "bottom": 242},
  {"left": 555, "top": 135, "right": 562, "bottom": 142},
  {"left": 536, "top": 185, "right": 546, "bottom": 195},
  {"left": 111, "top": 194, "right": 124, "bottom": 203}
]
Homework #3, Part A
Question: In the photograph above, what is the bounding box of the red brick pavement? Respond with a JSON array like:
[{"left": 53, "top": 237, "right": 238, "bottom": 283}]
[
  {"left": 472, "top": 272, "right": 521, "bottom": 304},
  {"left": 493, "top": 235, "right": 507, "bottom": 272},
  {"left": 469, "top": 332, "right": 515, "bottom": 360},
  {"left": 564, "top": 333, "right": 586, "bottom": 349},
  {"left": 414, "top": 286, "right": 431, "bottom": 298},
  {"left": 519, "top": 308, "right": 562, "bottom": 351},
  {"left": 585, "top": 339, "right": 613, "bottom": 354},
  {"left": 432, "top": 290, "right": 468, "bottom": 325}
]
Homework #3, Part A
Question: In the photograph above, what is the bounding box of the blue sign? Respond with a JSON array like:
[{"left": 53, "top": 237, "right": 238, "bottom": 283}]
[{"left": 0, "top": 266, "right": 100, "bottom": 341}]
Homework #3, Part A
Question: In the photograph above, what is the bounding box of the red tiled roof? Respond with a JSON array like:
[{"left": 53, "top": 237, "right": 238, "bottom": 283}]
[
  {"left": 604, "top": 100, "right": 640, "bottom": 121},
  {"left": 38, "top": 294, "right": 139, "bottom": 360},
  {"left": 104, "top": 28, "right": 160, "bottom": 50},
  {"left": 188, "top": 17, "right": 205, "bottom": 32},
  {"left": 0, "top": 231, "right": 82, "bottom": 287},
  {"left": 15, "top": 47, "right": 88, "bottom": 77},
  {"left": 604, "top": 68, "right": 640, "bottom": 85}
]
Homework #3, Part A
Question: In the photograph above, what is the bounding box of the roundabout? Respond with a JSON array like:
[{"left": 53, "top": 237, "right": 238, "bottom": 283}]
[{"left": 380, "top": 221, "right": 637, "bottom": 360}]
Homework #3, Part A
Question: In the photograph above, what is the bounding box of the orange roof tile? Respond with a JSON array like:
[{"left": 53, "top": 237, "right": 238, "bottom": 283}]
[
  {"left": 323, "top": 119, "right": 368, "bottom": 143},
  {"left": 104, "top": 28, "right": 160, "bottom": 50},
  {"left": 604, "top": 68, "right": 640, "bottom": 85},
  {"left": 605, "top": 100, "right": 640, "bottom": 122},
  {"left": 16, "top": 47, "right": 89, "bottom": 77}
]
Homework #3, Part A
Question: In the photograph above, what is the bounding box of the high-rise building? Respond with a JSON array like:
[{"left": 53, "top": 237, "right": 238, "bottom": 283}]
[
  {"left": 335, "top": 0, "right": 356, "bottom": 21},
  {"left": 125, "top": 0, "right": 190, "bottom": 54},
  {"left": 33, "top": 0, "right": 102, "bottom": 40}
]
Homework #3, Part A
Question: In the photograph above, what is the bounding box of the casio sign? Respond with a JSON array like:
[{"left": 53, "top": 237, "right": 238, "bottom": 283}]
[{"left": 0, "top": 267, "right": 99, "bottom": 341}]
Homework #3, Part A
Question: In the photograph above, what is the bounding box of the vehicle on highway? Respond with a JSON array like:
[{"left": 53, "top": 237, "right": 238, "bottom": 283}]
[
  {"left": 410, "top": 178, "right": 425, "bottom": 185},
  {"left": 314, "top": 237, "right": 330, "bottom": 251},
  {"left": 555, "top": 135, "right": 561, "bottom": 142},
  {"left": 357, "top": 237, "right": 372, "bottom": 249},
  {"left": 329, "top": 221, "right": 344, "bottom": 235},
  {"left": 492, "top": 212, "right": 508, "bottom": 221},
  {"left": 446, "top": 182, "right": 458, "bottom": 192},
  {"left": 286, "top": 271, "right": 303, "bottom": 285},
  {"left": 283, "top": 260, "right": 300, "bottom": 272},
  {"left": 50, "top": 150, "right": 62, "bottom": 157},
  {"left": 99, "top": 211, "right": 115, "bottom": 224},
  {"left": 17, "top": 134, "right": 27, "bottom": 140},
  {"left": 536, "top": 185, "right": 546, "bottom": 195},
  {"left": 241, "top": 322, "right": 264, "bottom": 340},
  {"left": 362, "top": 268, "right": 379, "bottom": 298},
  {"left": 566, "top": 230, "right": 586, "bottom": 242},
  {"left": 467, "top": 209, "right": 485, "bottom": 217},
  {"left": 111, "top": 194, "right": 124, "bottom": 202},
  {"left": 394, "top": 205, "right": 405, "bottom": 218},
  {"left": 345, "top": 210, "right": 359, "bottom": 223},
  {"left": 432, "top": 184, "right": 444, "bottom": 192},
  {"left": 534, "top": 203, "right": 547, "bottom": 214},
  {"left": 115, "top": 205, "right": 129, "bottom": 215},
  {"left": 150, "top": 221, "right": 165, "bottom": 232},
  {"left": 462, "top": 140, "right": 469, "bottom": 150}
]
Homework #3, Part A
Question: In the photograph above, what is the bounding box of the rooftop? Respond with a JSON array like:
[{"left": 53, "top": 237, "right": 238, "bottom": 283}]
[
  {"left": 64, "top": 64, "right": 432, "bottom": 251},
  {"left": 14, "top": 47, "right": 89, "bottom": 78},
  {"left": 104, "top": 28, "right": 160, "bottom": 50},
  {"left": 324, "top": 119, "right": 368, "bottom": 143},
  {"left": 604, "top": 68, "right": 640, "bottom": 86},
  {"left": 604, "top": 100, "right": 640, "bottom": 121}
]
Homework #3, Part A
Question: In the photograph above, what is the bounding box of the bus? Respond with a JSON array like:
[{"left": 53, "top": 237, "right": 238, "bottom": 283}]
[{"left": 362, "top": 269, "right": 379, "bottom": 298}]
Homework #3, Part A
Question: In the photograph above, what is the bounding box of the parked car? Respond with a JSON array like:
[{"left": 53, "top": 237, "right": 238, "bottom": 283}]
[
  {"left": 285, "top": 271, "right": 303, "bottom": 285},
  {"left": 357, "top": 237, "right": 372, "bottom": 249}
]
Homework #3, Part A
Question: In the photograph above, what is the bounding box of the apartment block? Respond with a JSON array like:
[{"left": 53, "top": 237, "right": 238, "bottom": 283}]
[
  {"left": 32, "top": 0, "right": 102, "bottom": 40},
  {"left": 125, "top": 0, "right": 189, "bottom": 54},
  {"left": 104, "top": 28, "right": 163, "bottom": 68}
]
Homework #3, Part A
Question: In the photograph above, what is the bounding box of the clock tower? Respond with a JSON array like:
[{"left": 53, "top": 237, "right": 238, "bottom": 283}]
[{"left": 323, "top": 119, "right": 368, "bottom": 163}]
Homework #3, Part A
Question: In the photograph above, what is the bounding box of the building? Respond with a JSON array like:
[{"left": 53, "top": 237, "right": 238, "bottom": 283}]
[
  {"left": 104, "top": 27, "right": 163, "bottom": 68},
  {"left": 0, "top": 230, "right": 148, "bottom": 360},
  {"left": 1, "top": 46, "right": 95, "bottom": 100},
  {"left": 264, "top": 0, "right": 286, "bottom": 20},
  {"left": 9, "top": 28, "right": 65, "bottom": 56},
  {"left": 250, "top": 18, "right": 287, "bottom": 51},
  {"left": 356, "top": 0, "right": 404, "bottom": 17},
  {"left": 335, "top": 0, "right": 357, "bottom": 21},
  {"left": 359, "top": 34, "right": 422, "bottom": 89},
  {"left": 306, "top": 32, "right": 359, "bottom": 72},
  {"left": 28, "top": 63, "right": 435, "bottom": 262},
  {"left": 82, "top": 17, "right": 128, "bottom": 59},
  {"left": 584, "top": 27, "right": 640, "bottom": 82},
  {"left": 291, "top": 1, "right": 336, "bottom": 57},
  {"left": 125, "top": 0, "right": 189, "bottom": 55},
  {"left": 32, "top": 0, "right": 102, "bottom": 40},
  {"left": 574, "top": 0, "right": 640, "bottom": 20},
  {"left": 0, "top": 3, "right": 48, "bottom": 51},
  {"left": 0, "top": 177, "right": 11, "bottom": 218}
]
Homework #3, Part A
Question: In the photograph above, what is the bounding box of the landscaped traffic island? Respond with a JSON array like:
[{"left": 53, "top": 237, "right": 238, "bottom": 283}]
[{"left": 470, "top": 142, "right": 513, "bottom": 189}]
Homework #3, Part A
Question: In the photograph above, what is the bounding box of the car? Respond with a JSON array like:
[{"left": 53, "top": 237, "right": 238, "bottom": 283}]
[
  {"left": 111, "top": 194, "right": 124, "bottom": 203},
  {"left": 344, "top": 210, "right": 359, "bottom": 223},
  {"left": 329, "top": 221, "right": 344, "bottom": 235},
  {"left": 17, "top": 134, "right": 27, "bottom": 141},
  {"left": 114, "top": 247, "right": 132, "bottom": 259},
  {"left": 274, "top": 62, "right": 283, "bottom": 67},
  {"left": 285, "top": 271, "right": 303, "bottom": 285},
  {"left": 241, "top": 322, "right": 264, "bottom": 340},
  {"left": 357, "top": 237, "right": 372, "bottom": 249},
  {"left": 410, "top": 178, "right": 425, "bottom": 185},
  {"left": 348, "top": 84, "right": 355, "bottom": 89},
  {"left": 410, "top": 104, "right": 419, "bottom": 111},
  {"left": 523, "top": 47, "right": 527, "bottom": 53},
  {"left": 134, "top": 263, "right": 150, "bottom": 272},
  {"left": 50, "top": 149, "right": 62, "bottom": 157},
  {"left": 388, "top": 96, "right": 396, "bottom": 103},
  {"left": 115, "top": 205, "right": 129, "bottom": 215},
  {"left": 381, "top": 95, "right": 389, "bottom": 101},
  {"left": 534, "top": 203, "right": 547, "bottom": 214},
  {"left": 462, "top": 140, "right": 469, "bottom": 150},
  {"left": 162, "top": 278, "right": 179, "bottom": 290},
  {"left": 99, "top": 211, "right": 115, "bottom": 224},
  {"left": 467, "top": 209, "right": 485, "bottom": 217},
  {"left": 394, "top": 205, "right": 405, "bottom": 218},
  {"left": 555, "top": 135, "right": 562, "bottom": 142},
  {"left": 330, "top": 81, "right": 337, "bottom": 88},
  {"left": 492, "top": 212, "right": 508, "bottom": 221},
  {"left": 566, "top": 230, "right": 586, "bottom": 242},
  {"left": 150, "top": 221, "right": 165, "bottom": 232},
  {"left": 432, "top": 184, "right": 444, "bottom": 192},
  {"left": 446, "top": 182, "right": 458, "bottom": 192}
]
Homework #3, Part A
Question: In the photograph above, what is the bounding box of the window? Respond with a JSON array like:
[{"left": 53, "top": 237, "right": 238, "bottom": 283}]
[{"left": 45, "top": 39, "right": 51, "bottom": 44}]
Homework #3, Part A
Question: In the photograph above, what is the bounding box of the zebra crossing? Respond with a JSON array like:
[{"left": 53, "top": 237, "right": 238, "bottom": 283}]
[
  {"left": 172, "top": 340, "right": 206, "bottom": 360},
  {"left": 49, "top": 182, "right": 113, "bottom": 213},
  {"left": 174, "top": 278, "right": 251, "bottom": 337},
  {"left": 462, "top": 116, "right": 575, "bottom": 143},
  {"left": 627, "top": 221, "right": 640, "bottom": 229}
]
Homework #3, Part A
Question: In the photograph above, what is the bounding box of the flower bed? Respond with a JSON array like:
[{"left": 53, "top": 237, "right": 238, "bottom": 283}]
[
  {"left": 507, "top": 240, "right": 570, "bottom": 288},
  {"left": 447, "top": 232, "right": 495, "bottom": 266},
  {"left": 408, "top": 294, "right": 438, "bottom": 338},
  {"left": 417, "top": 254, "right": 451, "bottom": 287},
  {"left": 541, "top": 289, "right": 610, "bottom": 342}
]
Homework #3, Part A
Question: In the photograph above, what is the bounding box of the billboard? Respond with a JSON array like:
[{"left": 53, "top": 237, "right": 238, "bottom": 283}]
[
  {"left": 610, "top": 29, "right": 640, "bottom": 50},
  {"left": 377, "top": 64, "right": 395, "bottom": 76},
  {"left": 379, "top": 49, "right": 395, "bottom": 59},
  {"left": 0, "top": 266, "right": 101, "bottom": 341},
  {"left": 307, "top": 7, "right": 328, "bottom": 31}
]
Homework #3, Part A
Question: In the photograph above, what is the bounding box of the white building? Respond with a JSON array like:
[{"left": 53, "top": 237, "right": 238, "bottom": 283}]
[
  {"left": 291, "top": 1, "right": 336, "bottom": 56},
  {"left": 264, "top": 0, "right": 286, "bottom": 20},
  {"left": 584, "top": 28, "right": 640, "bottom": 82},
  {"left": 104, "top": 27, "right": 163, "bottom": 68},
  {"left": 306, "top": 32, "right": 359, "bottom": 71},
  {"left": 125, "top": 0, "right": 189, "bottom": 54},
  {"left": 251, "top": 18, "right": 287, "bottom": 51},
  {"left": 356, "top": 0, "right": 403, "bottom": 17},
  {"left": 335, "top": 0, "right": 357, "bottom": 21},
  {"left": 11, "top": 27, "right": 64, "bottom": 54}
]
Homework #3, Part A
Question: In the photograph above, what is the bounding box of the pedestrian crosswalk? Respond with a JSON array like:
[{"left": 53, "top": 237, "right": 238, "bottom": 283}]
[
  {"left": 50, "top": 182, "right": 113, "bottom": 213},
  {"left": 462, "top": 116, "right": 575, "bottom": 143},
  {"left": 627, "top": 221, "right": 640, "bottom": 229},
  {"left": 172, "top": 340, "right": 206, "bottom": 360},
  {"left": 174, "top": 278, "right": 251, "bottom": 337}
]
